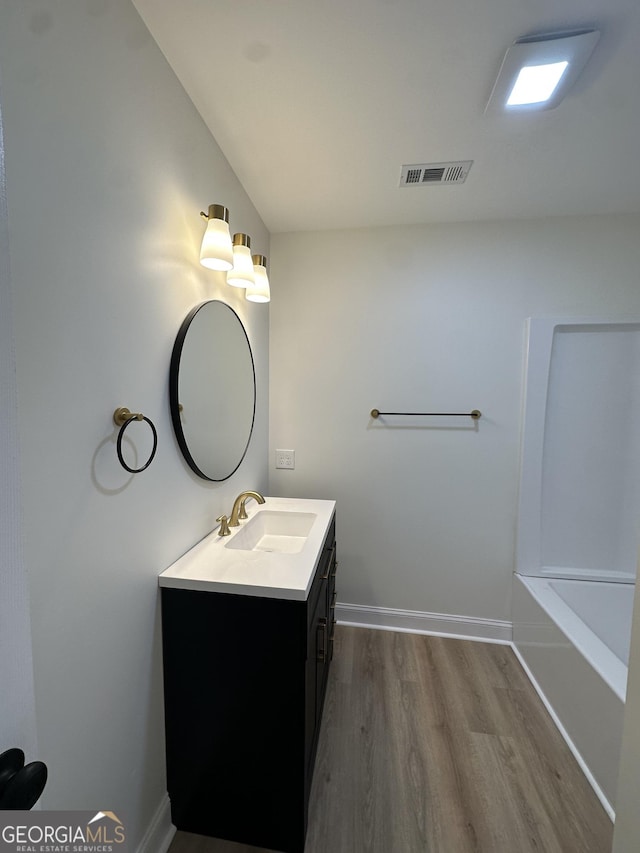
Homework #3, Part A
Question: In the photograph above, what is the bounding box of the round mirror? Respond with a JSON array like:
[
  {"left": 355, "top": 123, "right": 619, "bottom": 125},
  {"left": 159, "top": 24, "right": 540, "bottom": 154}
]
[{"left": 169, "top": 300, "right": 256, "bottom": 481}]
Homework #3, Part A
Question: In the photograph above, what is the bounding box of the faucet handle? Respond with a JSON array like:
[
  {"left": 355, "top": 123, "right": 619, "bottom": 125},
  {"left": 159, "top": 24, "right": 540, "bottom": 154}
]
[{"left": 216, "top": 515, "right": 231, "bottom": 537}]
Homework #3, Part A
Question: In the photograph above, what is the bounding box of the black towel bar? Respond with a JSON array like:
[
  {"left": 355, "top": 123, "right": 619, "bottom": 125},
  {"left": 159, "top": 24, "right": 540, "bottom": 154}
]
[{"left": 370, "top": 409, "right": 481, "bottom": 419}]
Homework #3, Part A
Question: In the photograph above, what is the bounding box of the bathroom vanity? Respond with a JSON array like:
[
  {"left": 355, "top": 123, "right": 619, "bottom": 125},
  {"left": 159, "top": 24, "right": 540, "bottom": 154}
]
[{"left": 159, "top": 498, "right": 337, "bottom": 853}]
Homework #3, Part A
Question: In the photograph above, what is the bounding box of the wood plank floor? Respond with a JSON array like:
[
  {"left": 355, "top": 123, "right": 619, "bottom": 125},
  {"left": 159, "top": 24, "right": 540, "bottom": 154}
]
[{"left": 168, "top": 626, "right": 613, "bottom": 853}]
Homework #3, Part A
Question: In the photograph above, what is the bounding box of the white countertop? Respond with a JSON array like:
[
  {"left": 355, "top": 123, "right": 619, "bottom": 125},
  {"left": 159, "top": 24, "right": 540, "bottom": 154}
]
[{"left": 158, "top": 497, "right": 336, "bottom": 601}]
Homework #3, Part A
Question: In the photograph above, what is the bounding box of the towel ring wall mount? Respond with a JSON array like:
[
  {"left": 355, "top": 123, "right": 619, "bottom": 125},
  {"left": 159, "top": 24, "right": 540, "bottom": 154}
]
[{"left": 113, "top": 407, "right": 158, "bottom": 473}]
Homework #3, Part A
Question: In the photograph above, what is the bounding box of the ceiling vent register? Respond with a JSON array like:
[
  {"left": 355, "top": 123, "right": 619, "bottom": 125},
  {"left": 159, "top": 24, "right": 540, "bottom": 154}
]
[{"left": 399, "top": 160, "right": 473, "bottom": 187}]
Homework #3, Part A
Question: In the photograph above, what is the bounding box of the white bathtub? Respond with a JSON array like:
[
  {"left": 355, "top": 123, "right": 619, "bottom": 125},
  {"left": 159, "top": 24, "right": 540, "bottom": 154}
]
[{"left": 512, "top": 574, "right": 635, "bottom": 817}]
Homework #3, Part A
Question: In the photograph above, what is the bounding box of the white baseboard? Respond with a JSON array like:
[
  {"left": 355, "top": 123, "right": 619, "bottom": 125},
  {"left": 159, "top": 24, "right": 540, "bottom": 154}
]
[
  {"left": 510, "top": 643, "right": 615, "bottom": 822},
  {"left": 136, "top": 794, "right": 175, "bottom": 853},
  {"left": 335, "top": 602, "right": 512, "bottom": 644}
]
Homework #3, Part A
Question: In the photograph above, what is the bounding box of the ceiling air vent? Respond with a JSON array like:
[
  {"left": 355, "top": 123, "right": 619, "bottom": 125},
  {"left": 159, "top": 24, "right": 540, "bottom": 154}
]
[{"left": 399, "top": 160, "right": 473, "bottom": 187}]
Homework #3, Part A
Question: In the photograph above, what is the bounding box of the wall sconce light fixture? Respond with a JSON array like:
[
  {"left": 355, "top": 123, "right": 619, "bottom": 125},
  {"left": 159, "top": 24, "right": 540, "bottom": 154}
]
[
  {"left": 227, "top": 233, "right": 255, "bottom": 288},
  {"left": 199, "top": 204, "right": 233, "bottom": 271},
  {"left": 245, "top": 255, "right": 270, "bottom": 303},
  {"left": 199, "top": 205, "right": 270, "bottom": 302}
]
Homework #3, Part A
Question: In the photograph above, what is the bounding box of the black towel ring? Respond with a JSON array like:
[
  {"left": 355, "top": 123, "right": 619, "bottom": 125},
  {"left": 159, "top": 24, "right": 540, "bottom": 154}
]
[{"left": 113, "top": 407, "right": 158, "bottom": 474}]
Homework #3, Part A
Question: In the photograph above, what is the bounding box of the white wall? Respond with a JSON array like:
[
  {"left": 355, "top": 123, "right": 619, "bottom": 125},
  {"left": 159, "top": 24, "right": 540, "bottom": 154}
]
[
  {"left": 0, "top": 77, "right": 37, "bottom": 762},
  {"left": 541, "top": 325, "right": 640, "bottom": 578},
  {"left": 0, "top": 0, "right": 268, "bottom": 845},
  {"left": 270, "top": 216, "right": 640, "bottom": 623}
]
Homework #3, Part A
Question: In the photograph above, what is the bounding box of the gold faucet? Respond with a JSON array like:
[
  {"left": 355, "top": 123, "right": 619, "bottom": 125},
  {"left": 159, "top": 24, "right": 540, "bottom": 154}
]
[{"left": 229, "top": 490, "right": 265, "bottom": 527}]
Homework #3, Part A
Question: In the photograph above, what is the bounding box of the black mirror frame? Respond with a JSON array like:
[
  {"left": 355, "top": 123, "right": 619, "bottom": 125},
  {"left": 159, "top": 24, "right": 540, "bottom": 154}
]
[{"left": 169, "top": 300, "right": 256, "bottom": 481}]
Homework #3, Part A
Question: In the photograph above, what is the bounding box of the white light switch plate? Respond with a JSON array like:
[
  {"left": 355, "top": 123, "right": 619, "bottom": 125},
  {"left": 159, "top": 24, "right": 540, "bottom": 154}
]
[{"left": 276, "top": 449, "right": 295, "bottom": 469}]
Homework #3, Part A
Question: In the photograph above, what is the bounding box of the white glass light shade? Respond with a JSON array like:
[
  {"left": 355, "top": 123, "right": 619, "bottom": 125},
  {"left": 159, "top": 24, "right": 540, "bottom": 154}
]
[
  {"left": 227, "top": 240, "right": 255, "bottom": 288},
  {"left": 245, "top": 256, "right": 270, "bottom": 303},
  {"left": 199, "top": 207, "right": 233, "bottom": 271}
]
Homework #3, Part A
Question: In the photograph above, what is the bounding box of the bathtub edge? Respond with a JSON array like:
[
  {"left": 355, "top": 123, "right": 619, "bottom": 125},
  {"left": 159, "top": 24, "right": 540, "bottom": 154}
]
[{"left": 510, "top": 640, "right": 615, "bottom": 822}]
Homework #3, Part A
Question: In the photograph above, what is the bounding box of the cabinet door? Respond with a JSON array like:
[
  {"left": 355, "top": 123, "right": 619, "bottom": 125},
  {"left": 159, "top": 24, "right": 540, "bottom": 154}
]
[
  {"left": 305, "top": 580, "right": 325, "bottom": 758},
  {"left": 328, "top": 546, "right": 337, "bottom": 660},
  {"left": 315, "top": 605, "right": 329, "bottom": 722},
  {"left": 315, "top": 542, "right": 336, "bottom": 719}
]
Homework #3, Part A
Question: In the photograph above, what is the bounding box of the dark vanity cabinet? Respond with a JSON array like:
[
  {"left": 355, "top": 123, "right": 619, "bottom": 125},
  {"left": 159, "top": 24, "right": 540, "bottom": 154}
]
[{"left": 161, "top": 516, "right": 336, "bottom": 853}]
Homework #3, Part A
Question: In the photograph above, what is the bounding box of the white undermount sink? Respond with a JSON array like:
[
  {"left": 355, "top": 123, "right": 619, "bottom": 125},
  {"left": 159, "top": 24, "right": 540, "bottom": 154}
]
[
  {"left": 225, "top": 510, "right": 317, "bottom": 554},
  {"left": 158, "top": 497, "right": 336, "bottom": 600}
]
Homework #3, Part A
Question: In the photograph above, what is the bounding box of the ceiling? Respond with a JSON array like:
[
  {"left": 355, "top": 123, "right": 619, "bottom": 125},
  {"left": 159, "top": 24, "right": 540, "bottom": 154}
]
[{"left": 132, "top": 0, "right": 640, "bottom": 233}]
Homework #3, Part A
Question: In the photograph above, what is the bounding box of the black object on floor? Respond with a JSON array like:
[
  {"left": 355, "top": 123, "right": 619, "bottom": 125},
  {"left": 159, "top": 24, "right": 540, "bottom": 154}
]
[{"left": 0, "top": 747, "right": 47, "bottom": 809}]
